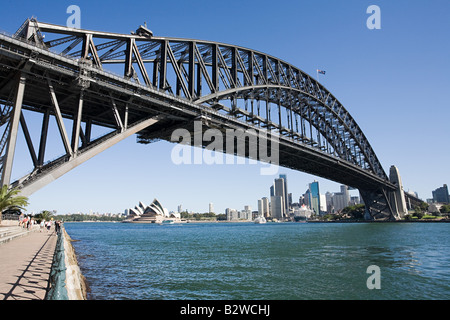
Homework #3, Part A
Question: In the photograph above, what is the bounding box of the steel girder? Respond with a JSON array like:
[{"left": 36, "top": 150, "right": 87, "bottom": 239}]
[
  {"left": 0, "top": 18, "right": 400, "bottom": 219},
  {"left": 17, "top": 19, "right": 387, "bottom": 180}
]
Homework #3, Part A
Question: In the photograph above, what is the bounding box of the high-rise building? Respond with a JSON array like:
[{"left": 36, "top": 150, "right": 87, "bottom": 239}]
[
  {"left": 270, "top": 195, "right": 284, "bottom": 220},
  {"left": 226, "top": 208, "right": 238, "bottom": 221},
  {"left": 270, "top": 185, "right": 275, "bottom": 197},
  {"left": 303, "top": 188, "right": 311, "bottom": 208},
  {"left": 432, "top": 184, "right": 450, "bottom": 204},
  {"left": 177, "top": 205, "right": 183, "bottom": 213},
  {"left": 258, "top": 197, "right": 270, "bottom": 218},
  {"left": 279, "top": 174, "right": 289, "bottom": 214},
  {"left": 332, "top": 185, "right": 351, "bottom": 212},
  {"left": 325, "top": 192, "right": 334, "bottom": 213},
  {"left": 274, "top": 177, "right": 287, "bottom": 217},
  {"left": 309, "top": 181, "right": 321, "bottom": 215},
  {"left": 320, "top": 194, "right": 327, "bottom": 213},
  {"left": 209, "top": 203, "right": 214, "bottom": 213},
  {"left": 241, "top": 206, "right": 252, "bottom": 221}
]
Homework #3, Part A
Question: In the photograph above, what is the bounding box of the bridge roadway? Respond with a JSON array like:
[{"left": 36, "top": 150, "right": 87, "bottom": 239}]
[{"left": 0, "top": 19, "right": 418, "bottom": 220}]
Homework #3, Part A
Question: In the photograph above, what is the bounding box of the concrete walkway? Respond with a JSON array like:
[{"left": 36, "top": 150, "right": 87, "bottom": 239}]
[{"left": 0, "top": 227, "right": 57, "bottom": 300}]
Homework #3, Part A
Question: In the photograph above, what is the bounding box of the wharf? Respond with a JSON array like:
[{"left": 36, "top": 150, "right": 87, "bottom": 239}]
[{"left": 0, "top": 226, "right": 57, "bottom": 300}]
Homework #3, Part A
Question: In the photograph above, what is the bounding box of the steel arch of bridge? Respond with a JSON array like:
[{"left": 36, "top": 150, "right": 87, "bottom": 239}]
[{"left": 0, "top": 19, "right": 406, "bottom": 220}]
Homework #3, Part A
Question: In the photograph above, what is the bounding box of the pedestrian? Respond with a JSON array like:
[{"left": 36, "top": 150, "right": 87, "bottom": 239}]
[
  {"left": 18, "top": 213, "right": 24, "bottom": 227},
  {"left": 55, "top": 220, "right": 60, "bottom": 234},
  {"left": 40, "top": 220, "right": 45, "bottom": 232},
  {"left": 46, "top": 220, "right": 51, "bottom": 232}
]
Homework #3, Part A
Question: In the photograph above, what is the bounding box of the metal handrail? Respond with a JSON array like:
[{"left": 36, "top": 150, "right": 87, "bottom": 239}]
[
  {"left": 45, "top": 226, "right": 69, "bottom": 300},
  {"left": 1, "top": 213, "right": 20, "bottom": 221}
]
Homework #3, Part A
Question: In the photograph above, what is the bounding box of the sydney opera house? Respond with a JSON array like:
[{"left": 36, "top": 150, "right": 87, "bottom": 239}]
[{"left": 124, "top": 198, "right": 184, "bottom": 223}]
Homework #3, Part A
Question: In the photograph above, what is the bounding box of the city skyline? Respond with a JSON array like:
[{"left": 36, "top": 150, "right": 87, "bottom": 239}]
[{"left": 1, "top": 0, "right": 449, "bottom": 214}]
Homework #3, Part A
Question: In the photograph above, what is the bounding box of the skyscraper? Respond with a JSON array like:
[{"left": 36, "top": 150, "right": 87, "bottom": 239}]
[
  {"left": 332, "top": 185, "right": 351, "bottom": 212},
  {"left": 270, "top": 195, "right": 284, "bottom": 220},
  {"left": 432, "top": 184, "right": 450, "bottom": 204},
  {"left": 270, "top": 185, "right": 275, "bottom": 197},
  {"left": 258, "top": 197, "right": 270, "bottom": 218},
  {"left": 309, "top": 181, "right": 321, "bottom": 215},
  {"left": 279, "top": 174, "right": 289, "bottom": 214},
  {"left": 274, "top": 177, "right": 287, "bottom": 217}
]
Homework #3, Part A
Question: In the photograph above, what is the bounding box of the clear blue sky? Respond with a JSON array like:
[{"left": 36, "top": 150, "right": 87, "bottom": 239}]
[{"left": 1, "top": 0, "right": 449, "bottom": 214}]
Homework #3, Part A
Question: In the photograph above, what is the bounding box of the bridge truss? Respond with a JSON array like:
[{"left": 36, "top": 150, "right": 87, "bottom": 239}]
[{"left": 0, "top": 19, "right": 413, "bottom": 220}]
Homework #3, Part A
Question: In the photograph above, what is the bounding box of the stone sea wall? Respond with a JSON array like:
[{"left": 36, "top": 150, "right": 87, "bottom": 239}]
[{"left": 62, "top": 228, "right": 88, "bottom": 300}]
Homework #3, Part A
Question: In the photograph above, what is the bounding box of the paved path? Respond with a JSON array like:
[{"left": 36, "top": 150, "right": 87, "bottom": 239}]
[{"left": 0, "top": 227, "right": 57, "bottom": 300}]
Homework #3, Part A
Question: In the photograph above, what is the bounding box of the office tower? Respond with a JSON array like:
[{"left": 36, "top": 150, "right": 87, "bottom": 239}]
[
  {"left": 177, "top": 205, "right": 182, "bottom": 213},
  {"left": 303, "top": 189, "right": 311, "bottom": 208},
  {"left": 226, "top": 208, "right": 238, "bottom": 221},
  {"left": 279, "top": 174, "right": 289, "bottom": 213},
  {"left": 209, "top": 203, "right": 214, "bottom": 213},
  {"left": 341, "top": 185, "right": 350, "bottom": 206},
  {"left": 270, "top": 195, "right": 284, "bottom": 220},
  {"left": 332, "top": 185, "right": 350, "bottom": 212},
  {"left": 309, "top": 181, "right": 320, "bottom": 215},
  {"left": 432, "top": 184, "right": 450, "bottom": 204},
  {"left": 325, "top": 192, "right": 334, "bottom": 213},
  {"left": 270, "top": 184, "right": 275, "bottom": 197},
  {"left": 320, "top": 194, "right": 327, "bottom": 213},
  {"left": 258, "top": 197, "right": 270, "bottom": 218},
  {"left": 274, "top": 177, "right": 287, "bottom": 217},
  {"left": 241, "top": 206, "right": 252, "bottom": 220}
]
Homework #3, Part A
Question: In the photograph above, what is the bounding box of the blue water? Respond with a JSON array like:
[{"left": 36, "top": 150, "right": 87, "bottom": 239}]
[{"left": 64, "top": 222, "right": 449, "bottom": 300}]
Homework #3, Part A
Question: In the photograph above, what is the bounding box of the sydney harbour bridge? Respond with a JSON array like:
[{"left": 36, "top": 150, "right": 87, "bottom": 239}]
[{"left": 0, "top": 18, "right": 421, "bottom": 220}]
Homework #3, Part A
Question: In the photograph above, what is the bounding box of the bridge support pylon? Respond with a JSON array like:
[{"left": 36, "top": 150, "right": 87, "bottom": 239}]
[
  {"left": 388, "top": 165, "right": 408, "bottom": 218},
  {"left": 360, "top": 165, "right": 408, "bottom": 221}
]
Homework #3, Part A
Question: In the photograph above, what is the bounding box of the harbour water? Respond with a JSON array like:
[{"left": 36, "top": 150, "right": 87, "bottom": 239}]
[{"left": 64, "top": 222, "right": 449, "bottom": 300}]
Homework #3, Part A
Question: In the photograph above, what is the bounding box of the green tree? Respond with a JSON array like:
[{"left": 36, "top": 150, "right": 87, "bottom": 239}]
[
  {"left": 440, "top": 205, "right": 450, "bottom": 214},
  {"left": 342, "top": 204, "right": 365, "bottom": 220},
  {"left": 35, "top": 210, "right": 54, "bottom": 223},
  {"left": 413, "top": 206, "right": 424, "bottom": 219},
  {"left": 419, "top": 202, "right": 429, "bottom": 212},
  {"left": 0, "top": 185, "right": 29, "bottom": 224}
]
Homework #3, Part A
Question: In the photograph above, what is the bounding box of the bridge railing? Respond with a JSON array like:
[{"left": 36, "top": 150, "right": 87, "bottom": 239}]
[
  {"left": 45, "top": 225, "right": 69, "bottom": 300},
  {"left": 1, "top": 213, "right": 20, "bottom": 221}
]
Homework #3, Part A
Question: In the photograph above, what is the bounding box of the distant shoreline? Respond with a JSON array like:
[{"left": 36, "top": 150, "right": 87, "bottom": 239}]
[
  {"left": 307, "top": 219, "right": 450, "bottom": 223},
  {"left": 63, "top": 218, "right": 450, "bottom": 224}
]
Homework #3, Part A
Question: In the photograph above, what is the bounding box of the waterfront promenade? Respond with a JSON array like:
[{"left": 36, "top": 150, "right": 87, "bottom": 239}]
[{"left": 0, "top": 226, "right": 57, "bottom": 300}]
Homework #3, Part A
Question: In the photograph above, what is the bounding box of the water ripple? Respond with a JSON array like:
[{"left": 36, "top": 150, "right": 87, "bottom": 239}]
[{"left": 66, "top": 222, "right": 450, "bottom": 300}]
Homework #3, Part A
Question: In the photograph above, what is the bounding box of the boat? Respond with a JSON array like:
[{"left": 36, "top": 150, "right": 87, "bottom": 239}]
[
  {"left": 254, "top": 216, "right": 267, "bottom": 224},
  {"left": 293, "top": 204, "right": 313, "bottom": 222},
  {"left": 161, "top": 220, "right": 175, "bottom": 225}
]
